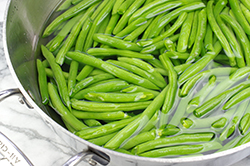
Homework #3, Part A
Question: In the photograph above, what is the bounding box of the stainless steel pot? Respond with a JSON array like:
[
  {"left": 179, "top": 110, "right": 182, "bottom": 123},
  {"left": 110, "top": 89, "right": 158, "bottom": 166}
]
[{"left": 3, "top": 0, "right": 250, "bottom": 165}]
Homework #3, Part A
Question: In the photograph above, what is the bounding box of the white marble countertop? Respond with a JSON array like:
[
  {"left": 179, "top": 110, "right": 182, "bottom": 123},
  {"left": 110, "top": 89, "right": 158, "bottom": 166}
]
[{"left": 0, "top": 0, "right": 250, "bottom": 166}]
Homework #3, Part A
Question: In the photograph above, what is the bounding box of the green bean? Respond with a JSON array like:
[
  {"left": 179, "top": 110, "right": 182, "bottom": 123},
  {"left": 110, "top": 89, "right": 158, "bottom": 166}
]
[
  {"left": 104, "top": 86, "right": 168, "bottom": 150},
  {"left": 93, "top": 33, "right": 142, "bottom": 52},
  {"left": 139, "top": 1, "right": 183, "bottom": 20},
  {"left": 117, "top": 57, "right": 166, "bottom": 86},
  {"left": 229, "top": 0, "right": 250, "bottom": 35},
  {"left": 122, "top": 130, "right": 157, "bottom": 150},
  {"left": 76, "top": 65, "right": 94, "bottom": 82},
  {"left": 140, "top": 110, "right": 160, "bottom": 133},
  {"left": 36, "top": 59, "right": 49, "bottom": 105},
  {"left": 159, "top": 54, "right": 178, "bottom": 128},
  {"left": 112, "top": 0, "right": 125, "bottom": 14},
  {"left": 107, "top": 60, "right": 166, "bottom": 89},
  {"left": 76, "top": 115, "right": 140, "bottom": 140},
  {"left": 104, "top": 14, "right": 120, "bottom": 36},
  {"left": 205, "top": 67, "right": 250, "bottom": 100},
  {"left": 87, "top": 48, "right": 154, "bottom": 60},
  {"left": 183, "top": 107, "right": 236, "bottom": 129},
  {"left": 75, "top": 18, "right": 92, "bottom": 52},
  {"left": 213, "top": 0, "right": 228, "bottom": 18},
  {"left": 71, "top": 73, "right": 115, "bottom": 97},
  {"left": 207, "top": 0, "right": 236, "bottom": 67},
  {"left": 71, "top": 98, "right": 151, "bottom": 112},
  {"left": 137, "top": 12, "right": 188, "bottom": 47},
  {"left": 84, "top": 92, "right": 154, "bottom": 102},
  {"left": 132, "top": 132, "right": 215, "bottom": 155},
  {"left": 139, "top": 141, "right": 222, "bottom": 157},
  {"left": 47, "top": 12, "right": 83, "bottom": 52},
  {"left": 55, "top": 4, "right": 97, "bottom": 65},
  {"left": 124, "top": 18, "right": 153, "bottom": 42},
  {"left": 83, "top": 119, "right": 102, "bottom": 127},
  {"left": 241, "top": 0, "right": 250, "bottom": 10},
  {"left": 187, "top": 76, "right": 217, "bottom": 112},
  {"left": 93, "top": 14, "right": 111, "bottom": 47},
  {"left": 239, "top": 103, "right": 250, "bottom": 135},
  {"left": 216, "top": 12, "right": 245, "bottom": 67},
  {"left": 140, "top": 34, "right": 180, "bottom": 54},
  {"left": 117, "top": 0, "right": 135, "bottom": 15},
  {"left": 223, "top": 87, "right": 250, "bottom": 110},
  {"left": 177, "top": 12, "right": 194, "bottom": 53},
  {"left": 88, "top": 132, "right": 118, "bottom": 146},
  {"left": 113, "top": 0, "right": 146, "bottom": 34},
  {"left": 83, "top": 0, "right": 116, "bottom": 51},
  {"left": 164, "top": 38, "right": 176, "bottom": 52},
  {"left": 43, "top": 0, "right": 101, "bottom": 37},
  {"left": 148, "top": 2, "right": 205, "bottom": 38},
  {"left": 48, "top": 83, "right": 87, "bottom": 130},
  {"left": 45, "top": 68, "right": 69, "bottom": 80},
  {"left": 67, "top": 52, "right": 159, "bottom": 90},
  {"left": 129, "top": 0, "right": 173, "bottom": 23},
  {"left": 72, "top": 110, "right": 129, "bottom": 121},
  {"left": 115, "top": 17, "right": 148, "bottom": 38},
  {"left": 56, "top": 0, "right": 73, "bottom": 11},
  {"left": 72, "top": 80, "right": 129, "bottom": 99},
  {"left": 41, "top": 45, "right": 71, "bottom": 111},
  {"left": 71, "top": 0, "right": 83, "bottom": 5},
  {"left": 166, "top": 51, "right": 189, "bottom": 60},
  {"left": 68, "top": 61, "right": 79, "bottom": 95},
  {"left": 87, "top": 79, "right": 123, "bottom": 88},
  {"left": 219, "top": 100, "right": 249, "bottom": 141},
  {"left": 186, "top": 8, "right": 207, "bottom": 63},
  {"left": 204, "top": 24, "right": 214, "bottom": 52},
  {"left": 241, "top": 3, "right": 250, "bottom": 24},
  {"left": 220, "top": 13, "right": 250, "bottom": 66},
  {"left": 180, "top": 67, "right": 235, "bottom": 97},
  {"left": 235, "top": 131, "right": 250, "bottom": 147},
  {"left": 141, "top": 13, "right": 165, "bottom": 40},
  {"left": 178, "top": 41, "right": 222, "bottom": 85},
  {"left": 188, "top": 10, "right": 199, "bottom": 49},
  {"left": 88, "top": 69, "right": 107, "bottom": 76},
  {"left": 193, "top": 80, "right": 250, "bottom": 118},
  {"left": 121, "top": 85, "right": 160, "bottom": 97}
]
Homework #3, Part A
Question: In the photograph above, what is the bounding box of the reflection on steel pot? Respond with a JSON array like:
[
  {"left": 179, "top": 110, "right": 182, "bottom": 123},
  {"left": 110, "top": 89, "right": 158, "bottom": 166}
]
[{"left": 3, "top": 0, "right": 250, "bottom": 165}]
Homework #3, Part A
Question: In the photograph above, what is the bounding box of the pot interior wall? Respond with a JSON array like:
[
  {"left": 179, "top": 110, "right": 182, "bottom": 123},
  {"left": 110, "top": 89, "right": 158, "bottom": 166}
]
[{"left": 5, "top": 0, "right": 65, "bottom": 125}]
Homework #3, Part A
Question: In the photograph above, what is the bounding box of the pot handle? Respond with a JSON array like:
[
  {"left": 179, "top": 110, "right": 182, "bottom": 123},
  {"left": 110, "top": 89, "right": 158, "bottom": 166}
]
[
  {"left": 0, "top": 88, "right": 33, "bottom": 109},
  {"left": 63, "top": 149, "right": 110, "bottom": 166}
]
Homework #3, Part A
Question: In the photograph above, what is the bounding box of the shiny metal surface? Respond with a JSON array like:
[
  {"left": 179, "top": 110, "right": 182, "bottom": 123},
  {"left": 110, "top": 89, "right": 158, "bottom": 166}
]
[{"left": 3, "top": 0, "right": 250, "bottom": 166}]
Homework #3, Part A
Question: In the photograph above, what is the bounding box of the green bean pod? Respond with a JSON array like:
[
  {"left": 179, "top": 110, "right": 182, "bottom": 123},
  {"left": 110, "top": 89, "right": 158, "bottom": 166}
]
[
  {"left": 76, "top": 115, "right": 140, "bottom": 140},
  {"left": 71, "top": 99, "right": 151, "bottom": 112},
  {"left": 223, "top": 87, "right": 250, "bottom": 110},
  {"left": 186, "top": 8, "right": 207, "bottom": 63},
  {"left": 138, "top": 141, "right": 221, "bottom": 158},
  {"left": 207, "top": 0, "right": 236, "bottom": 67},
  {"left": 188, "top": 10, "right": 199, "bottom": 49},
  {"left": 220, "top": 13, "right": 250, "bottom": 66},
  {"left": 72, "top": 110, "right": 129, "bottom": 121},
  {"left": 229, "top": 0, "right": 250, "bottom": 35},
  {"left": 71, "top": 73, "right": 115, "bottom": 97},
  {"left": 36, "top": 59, "right": 49, "bottom": 105},
  {"left": 48, "top": 83, "right": 87, "bottom": 130},
  {"left": 41, "top": 45, "right": 71, "bottom": 111},
  {"left": 132, "top": 132, "right": 215, "bottom": 155},
  {"left": 84, "top": 92, "right": 154, "bottom": 102},
  {"left": 87, "top": 48, "right": 154, "bottom": 60},
  {"left": 43, "top": 0, "right": 101, "bottom": 37},
  {"left": 177, "top": 12, "right": 194, "bottom": 53},
  {"left": 194, "top": 80, "right": 250, "bottom": 118},
  {"left": 121, "top": 85, "right": 160, "bottom": 97},
  {"left": 72, "top": 80, "right": 130, "bottom": 99},
  {"left": 104, "top": 86, "right": 168, "bottom": 150}
]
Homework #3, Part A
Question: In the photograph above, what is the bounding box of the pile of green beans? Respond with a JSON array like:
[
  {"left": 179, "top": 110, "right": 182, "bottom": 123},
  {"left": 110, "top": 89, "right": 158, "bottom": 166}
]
[{"left": 37, "top": 0, "right": 250, "bottom": 158}]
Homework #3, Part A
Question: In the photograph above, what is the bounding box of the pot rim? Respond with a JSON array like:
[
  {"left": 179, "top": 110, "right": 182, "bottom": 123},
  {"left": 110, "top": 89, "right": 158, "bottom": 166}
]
[{"left": 3, "top": 0, "right": 250, "bottom": 164}]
